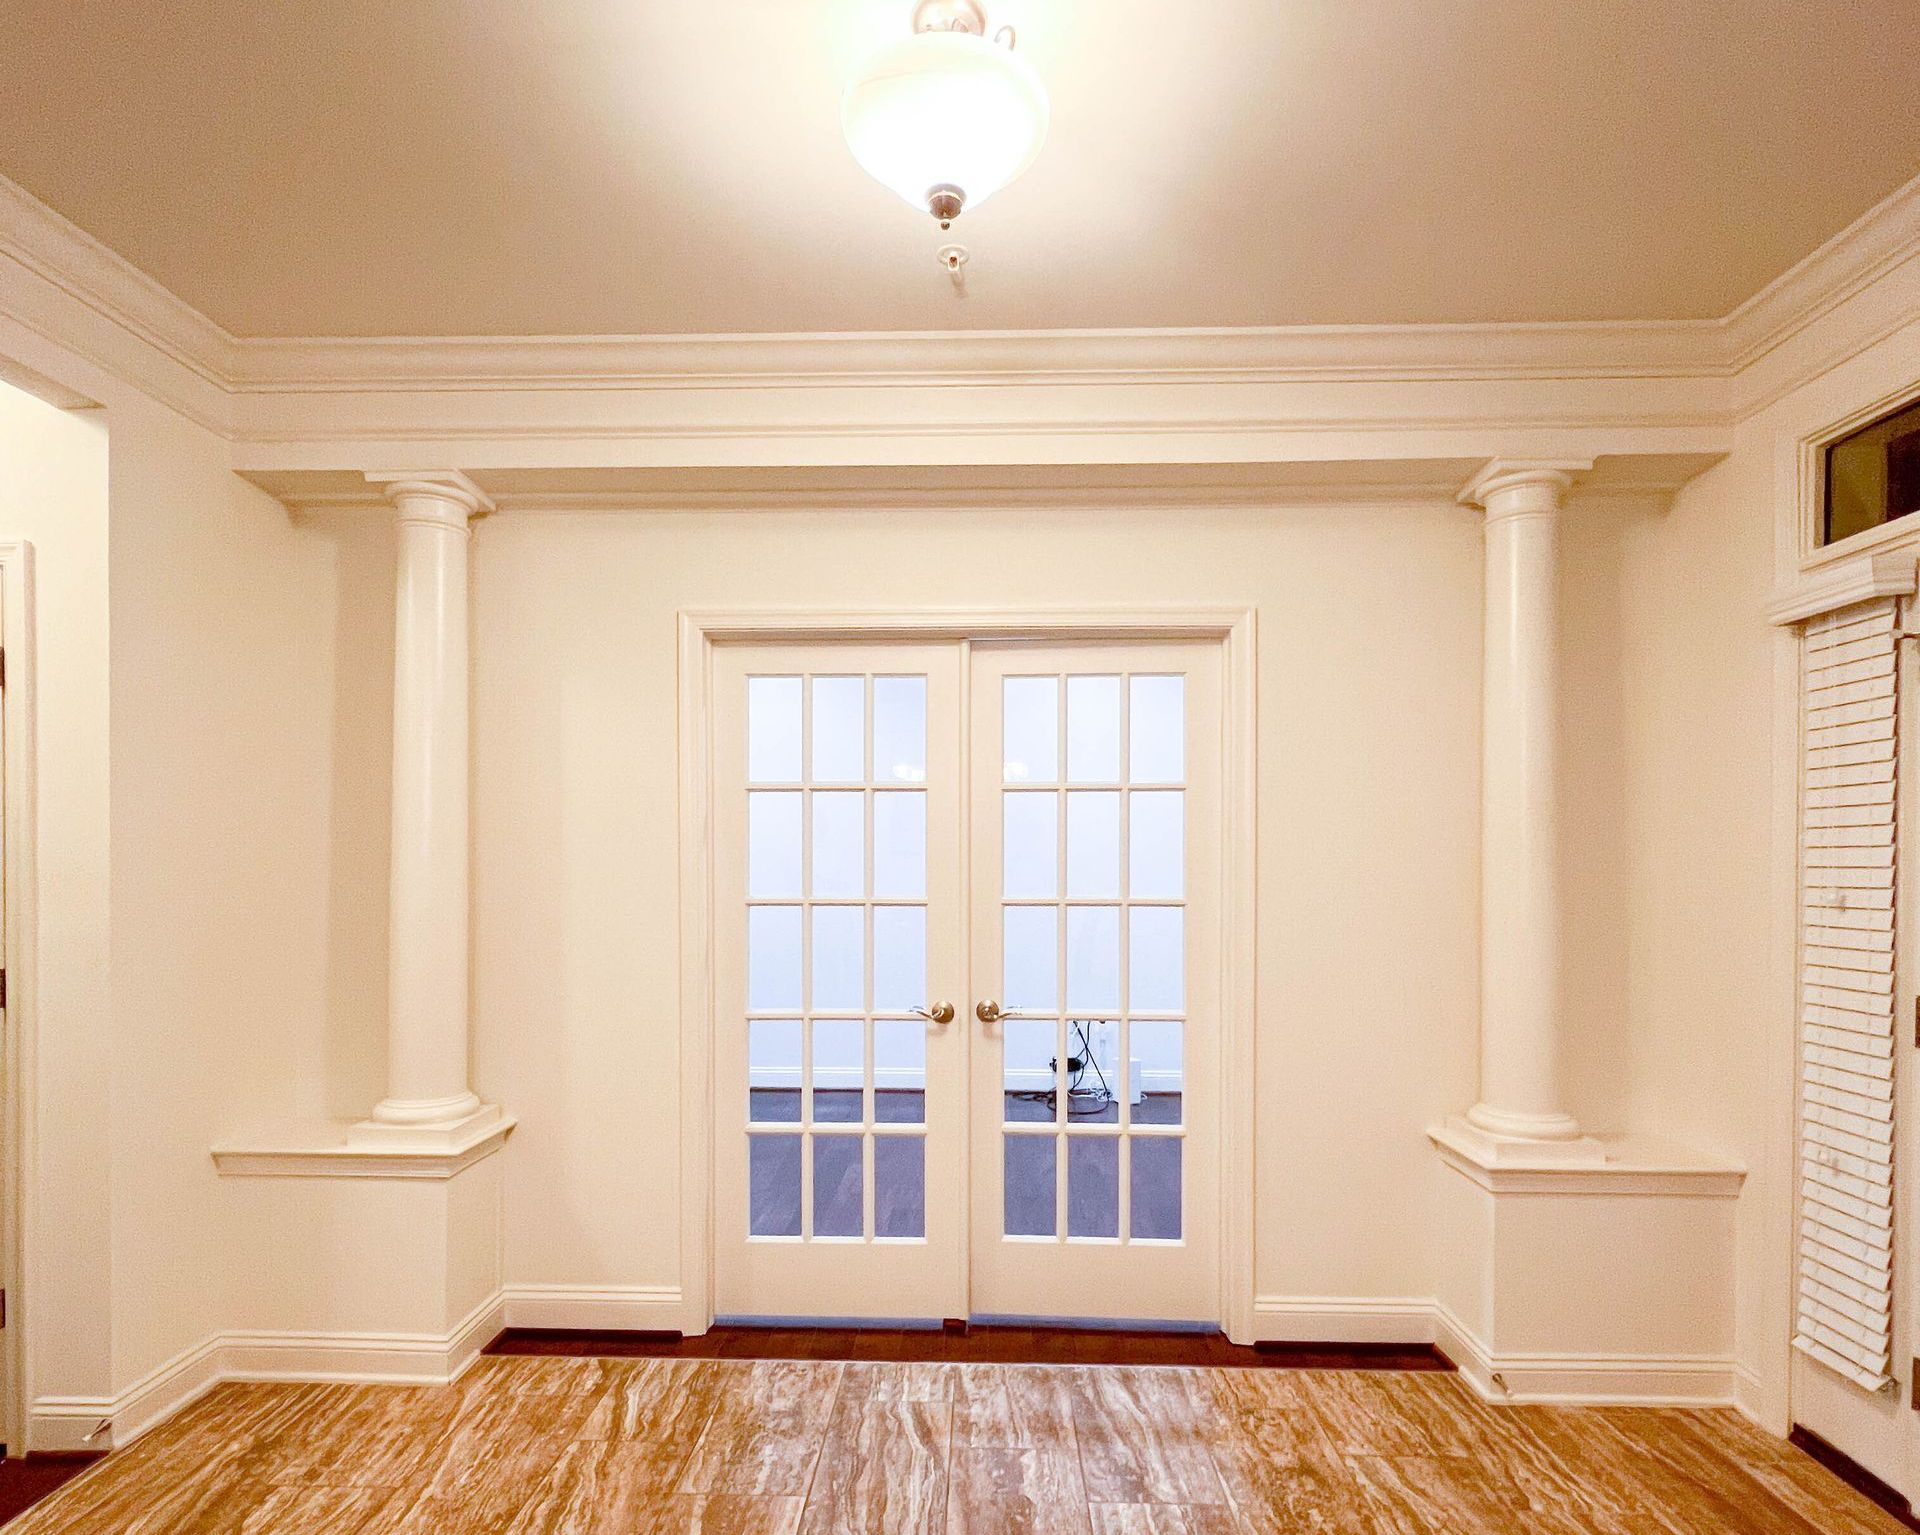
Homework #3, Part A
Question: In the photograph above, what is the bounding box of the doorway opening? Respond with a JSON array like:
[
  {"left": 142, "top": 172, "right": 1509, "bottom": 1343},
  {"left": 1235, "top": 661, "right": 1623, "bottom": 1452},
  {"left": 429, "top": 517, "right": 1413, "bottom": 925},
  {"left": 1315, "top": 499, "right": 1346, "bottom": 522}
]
[{"left": 685, "top": 614, "right": 1255, "bottom": 1340}]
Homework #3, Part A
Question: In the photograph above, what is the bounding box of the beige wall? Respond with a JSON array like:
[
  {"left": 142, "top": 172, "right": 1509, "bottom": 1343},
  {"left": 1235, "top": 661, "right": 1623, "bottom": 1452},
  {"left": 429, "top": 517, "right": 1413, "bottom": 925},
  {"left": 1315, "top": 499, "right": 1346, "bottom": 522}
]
[
  {"left": 454, "top": 502, "right": 1488, "bottom": 1306},
  {"left": 0, "top": 228, "right": 1908, "bottom": 1433},
  {"left": 0, "top": 382, "right": 111, "bottom": 1407},
  {"left": 103, "top": 387, "right": 339, "bottom": 1384},
  {"left": 1616, "top": 306, "right": 1920, "bottom": 1425},
  {"left": 0, "top": 347, "right": 342, "bottom": 1425}
]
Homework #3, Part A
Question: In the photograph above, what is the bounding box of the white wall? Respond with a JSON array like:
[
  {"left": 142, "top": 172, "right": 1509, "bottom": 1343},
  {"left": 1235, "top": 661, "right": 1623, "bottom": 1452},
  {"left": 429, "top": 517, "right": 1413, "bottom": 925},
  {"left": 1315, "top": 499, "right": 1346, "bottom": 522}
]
[{"left": 0, "top": 334, "right": 343, "bottom": 1436}]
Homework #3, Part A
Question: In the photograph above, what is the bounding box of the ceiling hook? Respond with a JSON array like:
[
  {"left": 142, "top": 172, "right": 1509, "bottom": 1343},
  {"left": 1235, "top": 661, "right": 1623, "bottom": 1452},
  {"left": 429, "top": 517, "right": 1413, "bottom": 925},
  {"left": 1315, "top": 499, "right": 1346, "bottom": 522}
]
[{"left": 937, "top": 243, "right": 970, "bottom": 292}]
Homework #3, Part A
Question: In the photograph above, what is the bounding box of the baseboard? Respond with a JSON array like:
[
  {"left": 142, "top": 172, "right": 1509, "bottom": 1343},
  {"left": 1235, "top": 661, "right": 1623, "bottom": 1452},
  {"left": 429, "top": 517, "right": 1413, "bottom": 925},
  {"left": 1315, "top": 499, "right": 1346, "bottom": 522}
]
[
  {"left": 1251, "top": 1294, "right": 1439, "bottom": 1346},
  {"left": 26, "top": 1333, "right": 225, "bottom": 1453},
  {"left": 501, "top": 1283, "right": 688, "bottom": 1332},
  {"left": 25, "top": 1291, "right": 505, "bottom": 1453},
  {"left": 1433, "top": 1301, "right": 1736, "bottom": 1406},
  {"left": 1254, "top": 1295, "right": 1735, "bottom": 1406},
  {"left": 1733, "top": 1360, "right": 1781, "bottom": 1432}
]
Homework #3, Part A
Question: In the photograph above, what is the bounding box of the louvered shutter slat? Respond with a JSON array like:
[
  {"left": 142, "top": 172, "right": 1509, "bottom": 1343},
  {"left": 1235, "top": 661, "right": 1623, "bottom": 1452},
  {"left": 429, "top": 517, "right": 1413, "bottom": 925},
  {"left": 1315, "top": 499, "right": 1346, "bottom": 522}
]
[{"left": 1797, "top": 596, "right": 1899, "bottom": 1392}]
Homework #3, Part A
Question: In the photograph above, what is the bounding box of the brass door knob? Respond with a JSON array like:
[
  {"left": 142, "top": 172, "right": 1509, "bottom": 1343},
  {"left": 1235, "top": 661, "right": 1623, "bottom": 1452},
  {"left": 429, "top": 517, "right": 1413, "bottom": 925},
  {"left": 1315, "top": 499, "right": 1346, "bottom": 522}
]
[{"left": 911, "top": 1002, "right": 956, "bottom": 1026}]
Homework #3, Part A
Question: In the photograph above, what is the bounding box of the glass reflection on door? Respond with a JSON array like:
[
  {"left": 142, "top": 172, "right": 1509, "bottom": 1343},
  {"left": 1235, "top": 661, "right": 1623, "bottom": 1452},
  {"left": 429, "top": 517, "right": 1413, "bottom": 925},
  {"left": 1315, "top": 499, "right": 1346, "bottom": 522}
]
[
  {"left": 744, "top": 673, "right": 930, "bottom": 1241},
  {"left": 1000, "top": 671, "right": 1188, "bottom": 1244}
]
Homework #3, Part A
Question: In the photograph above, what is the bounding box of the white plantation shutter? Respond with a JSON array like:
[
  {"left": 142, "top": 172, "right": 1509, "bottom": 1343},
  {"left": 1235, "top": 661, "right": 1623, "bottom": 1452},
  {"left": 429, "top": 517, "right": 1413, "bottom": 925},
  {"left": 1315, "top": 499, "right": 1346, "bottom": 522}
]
[{"left": 1795, "top": 596, "right": 1900, "bottom": 1391}]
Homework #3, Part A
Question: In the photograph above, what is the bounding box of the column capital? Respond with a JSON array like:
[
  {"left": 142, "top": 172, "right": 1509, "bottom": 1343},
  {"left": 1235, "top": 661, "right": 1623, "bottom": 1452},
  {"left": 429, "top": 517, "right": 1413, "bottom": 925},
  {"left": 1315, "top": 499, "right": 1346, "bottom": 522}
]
[
  {"left": 1457, "top": 458, "right": 1592, "bottom": 517},
  {"left": 365, "top": 470, "right": 495, "bottom": 524}
]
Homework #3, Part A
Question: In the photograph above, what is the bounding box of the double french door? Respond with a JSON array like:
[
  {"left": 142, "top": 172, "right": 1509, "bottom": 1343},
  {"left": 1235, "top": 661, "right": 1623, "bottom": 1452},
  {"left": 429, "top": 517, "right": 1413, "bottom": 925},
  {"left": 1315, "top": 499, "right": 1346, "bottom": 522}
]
[{"left": 712, "top": 638, "right": 1221, "bottom": 1325}]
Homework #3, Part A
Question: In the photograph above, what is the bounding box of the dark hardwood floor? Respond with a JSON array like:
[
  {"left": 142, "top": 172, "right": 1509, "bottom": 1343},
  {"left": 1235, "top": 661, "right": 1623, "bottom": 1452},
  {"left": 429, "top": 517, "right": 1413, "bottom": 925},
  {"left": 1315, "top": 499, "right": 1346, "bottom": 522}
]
[{"left": 485, "top": 1323, "right": 1453, "bottom": 1371}]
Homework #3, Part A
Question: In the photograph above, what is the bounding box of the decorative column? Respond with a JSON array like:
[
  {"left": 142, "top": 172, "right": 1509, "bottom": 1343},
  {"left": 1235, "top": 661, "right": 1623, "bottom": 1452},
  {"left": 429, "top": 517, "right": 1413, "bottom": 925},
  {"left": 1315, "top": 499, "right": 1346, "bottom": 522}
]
[
  {"left": 353, "top": 470, "right": 503, "bottom": 1150},
  {"left": 1454, "top": 459, "right": 1597, "bottom": 1157}
]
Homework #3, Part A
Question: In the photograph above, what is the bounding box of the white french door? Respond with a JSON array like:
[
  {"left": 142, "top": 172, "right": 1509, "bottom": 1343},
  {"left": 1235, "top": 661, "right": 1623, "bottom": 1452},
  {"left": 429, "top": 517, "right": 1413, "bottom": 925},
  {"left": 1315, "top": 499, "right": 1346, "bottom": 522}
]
[
  {"left": 711, "top": 637, "right": 1221, "bottom": 1325},
  {"left": 713, "top": 644, "right": 966, "bottom": 1320},
  {"left": 967, "top": 643, "right": 1221, "bottom": 1321}
]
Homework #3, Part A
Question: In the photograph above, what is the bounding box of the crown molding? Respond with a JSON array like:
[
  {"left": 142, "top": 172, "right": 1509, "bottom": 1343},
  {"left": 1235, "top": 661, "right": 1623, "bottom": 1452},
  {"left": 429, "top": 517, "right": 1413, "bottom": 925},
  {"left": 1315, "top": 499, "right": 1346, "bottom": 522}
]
[
  {"left": 0, "top": 167, "right": 1916, "bottom": 442},
  {"left": 0, "top": 173, "right": 235, "bottom": 430},
  {"left": 1722, "top": 172, "right": 1920, "bottom": 375}
]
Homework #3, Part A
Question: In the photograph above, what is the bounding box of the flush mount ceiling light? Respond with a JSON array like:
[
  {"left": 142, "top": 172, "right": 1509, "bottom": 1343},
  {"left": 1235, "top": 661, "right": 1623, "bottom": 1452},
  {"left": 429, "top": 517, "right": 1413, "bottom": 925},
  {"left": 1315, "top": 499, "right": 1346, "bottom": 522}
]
[{"left": 842, "top": 0, "right": 1050, "bottom": 229}]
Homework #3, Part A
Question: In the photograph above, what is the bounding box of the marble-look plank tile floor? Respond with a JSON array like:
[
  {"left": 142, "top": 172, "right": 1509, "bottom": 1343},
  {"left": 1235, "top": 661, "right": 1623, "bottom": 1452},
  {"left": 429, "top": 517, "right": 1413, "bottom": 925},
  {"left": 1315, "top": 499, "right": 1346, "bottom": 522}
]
[{"left": 5, "top": 1357, "right": 1909, "bottom": 1534}]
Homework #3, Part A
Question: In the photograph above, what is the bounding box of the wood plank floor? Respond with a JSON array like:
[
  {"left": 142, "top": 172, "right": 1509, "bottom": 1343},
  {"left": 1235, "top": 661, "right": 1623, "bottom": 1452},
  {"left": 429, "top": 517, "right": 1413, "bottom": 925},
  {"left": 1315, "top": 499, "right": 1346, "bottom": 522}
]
[{"left": 6, "top": 1358, "right": 1910, "bottom": 1534}]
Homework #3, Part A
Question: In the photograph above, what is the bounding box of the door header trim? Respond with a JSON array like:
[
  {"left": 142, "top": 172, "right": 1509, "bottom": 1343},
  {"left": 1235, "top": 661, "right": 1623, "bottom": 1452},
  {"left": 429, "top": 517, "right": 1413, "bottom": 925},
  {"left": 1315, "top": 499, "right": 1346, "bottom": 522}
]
[{"left": 685, "top": 607, "right": 1252, "bottom": 645}]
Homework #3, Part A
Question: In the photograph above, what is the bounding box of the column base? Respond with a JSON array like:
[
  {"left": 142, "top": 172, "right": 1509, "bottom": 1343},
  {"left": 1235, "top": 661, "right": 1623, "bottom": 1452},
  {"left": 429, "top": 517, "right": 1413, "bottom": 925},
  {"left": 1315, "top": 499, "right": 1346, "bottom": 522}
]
[
  {"left": 349, "top": 1100, "right": 506, "bottom": 1154},
  {"left": 1438, "top": 1114, "right": 1606, "bottom": 1167},
  {"left": 1464, "top": 1100, "right": 1586, "bottom": 1143}
]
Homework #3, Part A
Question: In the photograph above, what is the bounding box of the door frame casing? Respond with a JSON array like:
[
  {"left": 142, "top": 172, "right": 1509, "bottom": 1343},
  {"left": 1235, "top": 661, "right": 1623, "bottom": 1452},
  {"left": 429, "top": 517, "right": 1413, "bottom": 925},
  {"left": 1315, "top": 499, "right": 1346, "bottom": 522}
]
[
  {"left": 0, "top": 542, "right": 34, "bottom": 1452},
  {"left": 677, "top": 607, "right": 1257, "bottom": 1342}
]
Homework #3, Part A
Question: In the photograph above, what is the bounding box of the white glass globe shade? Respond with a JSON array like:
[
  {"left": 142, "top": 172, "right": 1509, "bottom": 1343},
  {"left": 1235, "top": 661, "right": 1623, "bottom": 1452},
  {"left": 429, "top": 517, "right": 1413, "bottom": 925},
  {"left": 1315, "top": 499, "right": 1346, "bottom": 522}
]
[{"left": 841, "top": 30, "right": 1049, "bottom": 216}]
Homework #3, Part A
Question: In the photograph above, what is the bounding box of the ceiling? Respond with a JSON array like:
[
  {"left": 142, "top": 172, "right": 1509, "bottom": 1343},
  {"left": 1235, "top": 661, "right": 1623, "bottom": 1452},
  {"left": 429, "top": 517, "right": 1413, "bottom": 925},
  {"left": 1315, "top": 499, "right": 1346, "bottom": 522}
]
[{"left": 2, "top": 1, "right": 1917, "bottom": 339}]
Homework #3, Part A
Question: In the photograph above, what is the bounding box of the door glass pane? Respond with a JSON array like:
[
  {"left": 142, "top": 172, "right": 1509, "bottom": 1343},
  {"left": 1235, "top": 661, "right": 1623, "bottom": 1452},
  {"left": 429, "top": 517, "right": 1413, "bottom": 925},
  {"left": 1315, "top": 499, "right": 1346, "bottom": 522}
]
[
  {"left": 1004, "top": 1135, "right": 1057, "bottom": 1237},
  {"left": 748, "top": 1019, "right": 802, "bottom": 1123},
  {"left": 1066, "top": 791, "right": 1120, "bottom": 898},
  {"left": 872, "top": 792, "right": 926, "bottom": 898},
  {"left": 1129, "top": 907, "right": 1184, "bottom": 1012},
  {"left": 1128, "top": 791, "right": 1184, "bottom": 900},
  {"left": 811, "top": 907, "right": 864, "bottom": 1012},
  {"left": 1129, "top": 675, "right": 1184, "bottom": 783},
  {"left": 811, "top": 1018, "right": 863, "bottom": 1123},
  {"left": 748, "top": 677, "right": 802, "bottom": 783},
  {"left": 1066, "top": 906, "right": 1120, "bottom": 1013},
  {"left": 750, "top": 1135, "right": 802, "bottom": 1237},
  {"left": 1003, "top": 676, "right": 1059, "bottom": 783},
  {"left": 748, "top": 792, "right": 802, "bottom": 899},
  {"left": 872, "top": 906, "right": 926, "bottom": 1014},
  {"left": 873, "top": 676, "right": 928, "bottom": 783},
  {"left": 1068, "top": 1137, "right": 1119, "bottom": 1239},
  {"left": 1130, "top": 1137, "right": 1182, "bottom": 1240},
  {"left": 873, "top": 1018, "right": 926, "bottom": 1124},
  {"left": 1004, "top": 1016, "right": 1058, "bottom": 1122},
  {"left": 875, "top": 1137, "right": 925, "bottom": 1238},
  {"left": 812, "top": 676, "right": 866, "bottom": 782},
  {"left": 1003, "top": 792, "right": 1057, "bottom": 899},
  {"left": 1067, "top": 1018, "right": 1120, "bottom": 1124},
  {"left": 814, "top": 1136, "right": 863, "bottom": 1238},
  {"left": 811, "top": 791, "right": 865, "bottom": 898},
  {"left": 1130, "top": 1019, "right": 1184, "bottom": 1125},
  {"left": 1066, "top": 676, "right": 1122, "bottom": 783},
  {"left": 749, "top": 907, "right": 801, "bottom": 1012},
  {"left": 1004, "top": 907, "right": 1058, "bottom": 1011}
]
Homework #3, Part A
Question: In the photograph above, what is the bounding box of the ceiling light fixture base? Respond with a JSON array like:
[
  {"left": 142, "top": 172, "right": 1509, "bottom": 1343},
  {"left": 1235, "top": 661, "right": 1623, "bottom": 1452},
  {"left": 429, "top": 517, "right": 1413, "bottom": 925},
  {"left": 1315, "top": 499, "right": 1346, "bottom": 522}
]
[{"left": 927, "top": 184, "right": 967, "bottom": 227}]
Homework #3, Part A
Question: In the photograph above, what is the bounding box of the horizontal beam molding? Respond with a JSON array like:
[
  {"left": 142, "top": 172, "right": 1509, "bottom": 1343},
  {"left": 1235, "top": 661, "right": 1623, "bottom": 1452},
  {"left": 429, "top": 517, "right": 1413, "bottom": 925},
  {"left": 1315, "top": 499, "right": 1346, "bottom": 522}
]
[{"left": 1, "top": 163, "right": 1917, "bottom": 472}]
